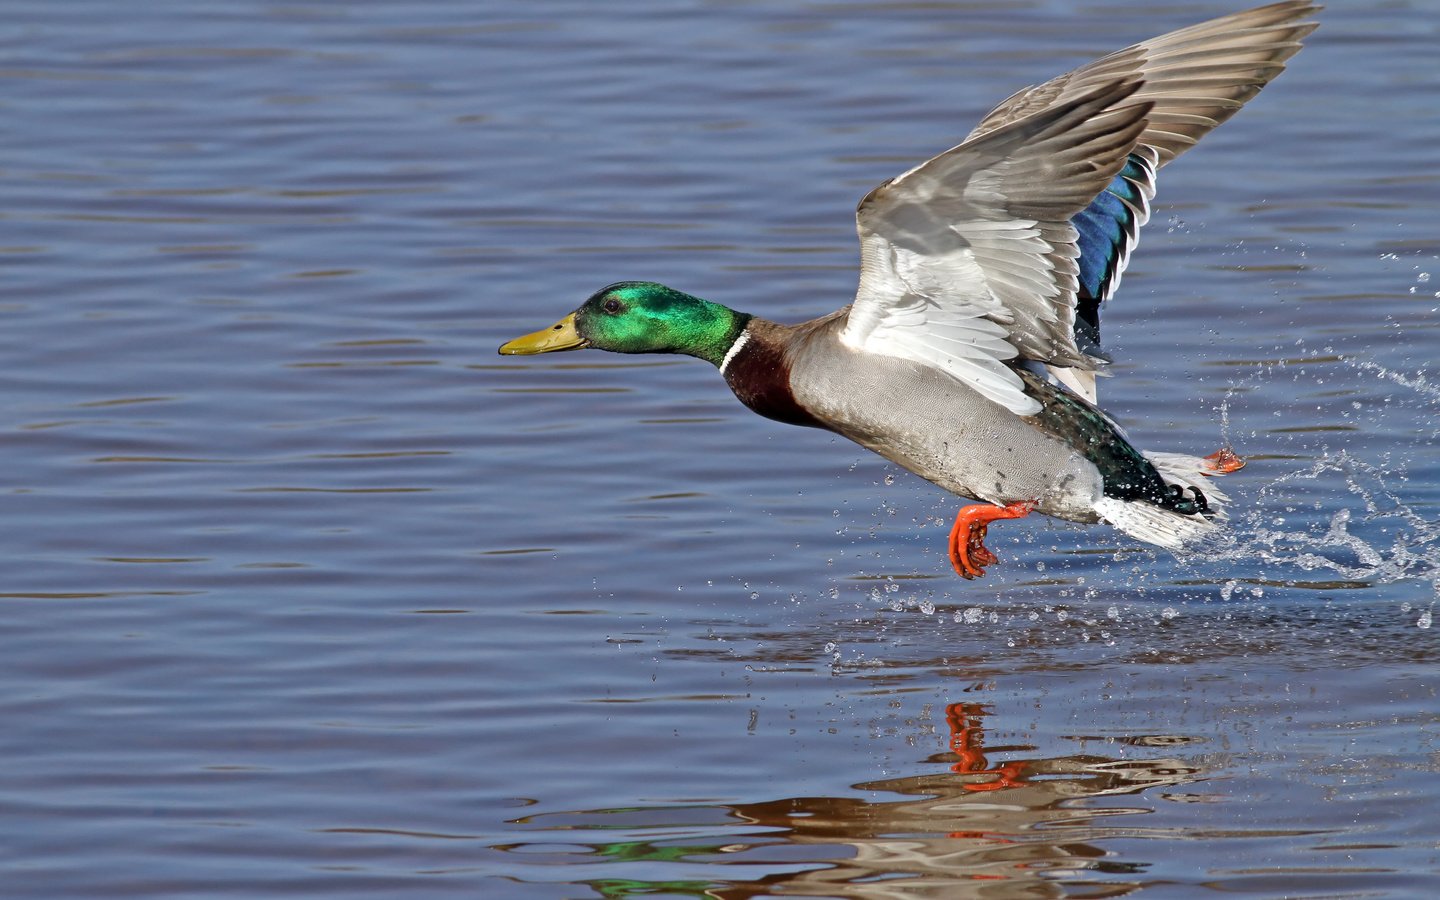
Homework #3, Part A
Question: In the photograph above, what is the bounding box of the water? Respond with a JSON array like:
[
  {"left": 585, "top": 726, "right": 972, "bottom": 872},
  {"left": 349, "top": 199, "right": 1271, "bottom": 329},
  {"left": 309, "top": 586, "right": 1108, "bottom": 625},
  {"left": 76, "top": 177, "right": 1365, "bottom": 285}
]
[{"left": 2, "top": 1, "right": 1437, "bottom": 897}]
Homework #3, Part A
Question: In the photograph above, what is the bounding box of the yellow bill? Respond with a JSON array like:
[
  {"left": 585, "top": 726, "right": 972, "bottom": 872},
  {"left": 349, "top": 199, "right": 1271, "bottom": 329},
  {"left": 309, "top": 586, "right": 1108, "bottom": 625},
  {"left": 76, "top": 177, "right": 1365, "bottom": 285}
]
[{"left": 498, "top": 313, "right": 588, "bottom": 355}]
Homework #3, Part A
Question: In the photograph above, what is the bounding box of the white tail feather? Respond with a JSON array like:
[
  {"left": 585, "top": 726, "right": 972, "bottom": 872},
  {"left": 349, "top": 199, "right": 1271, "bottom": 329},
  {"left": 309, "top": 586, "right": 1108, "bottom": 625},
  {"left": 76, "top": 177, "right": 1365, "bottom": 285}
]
[
  {"left": 1094, "top": 496, "right": 1220, "bottom": 551},
  {"left": 1094, "top": 449, "right": 1241, "bottom": 551}
]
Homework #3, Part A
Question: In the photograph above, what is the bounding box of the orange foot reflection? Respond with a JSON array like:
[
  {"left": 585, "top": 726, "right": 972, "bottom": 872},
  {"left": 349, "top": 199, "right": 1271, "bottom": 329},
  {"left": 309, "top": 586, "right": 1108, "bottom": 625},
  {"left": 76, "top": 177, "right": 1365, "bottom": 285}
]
[{"left": 946, "top": 702, "right": 1030, "bottom": 793}]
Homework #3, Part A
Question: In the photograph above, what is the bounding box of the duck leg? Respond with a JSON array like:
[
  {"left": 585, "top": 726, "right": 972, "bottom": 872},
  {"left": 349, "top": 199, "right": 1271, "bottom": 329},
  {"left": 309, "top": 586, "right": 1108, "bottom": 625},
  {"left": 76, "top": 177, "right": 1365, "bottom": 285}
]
[{"left": 947, "top": 501, "right": 1035, "bottom": 579}]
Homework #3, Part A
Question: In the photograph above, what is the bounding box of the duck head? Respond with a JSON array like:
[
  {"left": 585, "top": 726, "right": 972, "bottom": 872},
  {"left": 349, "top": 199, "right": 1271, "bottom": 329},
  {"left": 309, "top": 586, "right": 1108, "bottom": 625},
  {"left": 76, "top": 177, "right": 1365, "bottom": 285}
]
[{"left": 499, "top": 281, "right": 748, "bottom": 365}]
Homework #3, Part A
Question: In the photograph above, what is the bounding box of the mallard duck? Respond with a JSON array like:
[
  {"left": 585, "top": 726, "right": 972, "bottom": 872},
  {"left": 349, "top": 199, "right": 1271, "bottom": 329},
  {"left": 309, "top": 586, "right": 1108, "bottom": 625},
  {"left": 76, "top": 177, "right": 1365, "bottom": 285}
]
[{"left": 500, "top": 2, "right": 1317, "bottom": 579}]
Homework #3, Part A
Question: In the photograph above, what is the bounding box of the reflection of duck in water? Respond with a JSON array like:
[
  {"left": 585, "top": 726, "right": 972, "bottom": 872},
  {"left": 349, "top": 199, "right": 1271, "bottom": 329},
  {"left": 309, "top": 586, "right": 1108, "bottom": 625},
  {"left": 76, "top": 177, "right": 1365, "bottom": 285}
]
[
  {"left": 713, "top": 701, "right": 1203, "bottom": 897},
  {"left": 943, "top": 702, "right": 1201, "bottom": 799},
  {"left": 501, "top": 2, "right": 1316, "bottom": 579},
  {"left": 507, "top": 699, "right": 1206, "bottom": 899}
]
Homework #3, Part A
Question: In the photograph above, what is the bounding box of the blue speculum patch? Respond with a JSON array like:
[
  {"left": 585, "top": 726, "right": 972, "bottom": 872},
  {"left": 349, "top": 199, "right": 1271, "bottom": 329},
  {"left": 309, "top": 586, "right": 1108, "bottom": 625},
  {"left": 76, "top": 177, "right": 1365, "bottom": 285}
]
[{"left": 1072, "top": 152, "right": 1154, "bottom": 303}]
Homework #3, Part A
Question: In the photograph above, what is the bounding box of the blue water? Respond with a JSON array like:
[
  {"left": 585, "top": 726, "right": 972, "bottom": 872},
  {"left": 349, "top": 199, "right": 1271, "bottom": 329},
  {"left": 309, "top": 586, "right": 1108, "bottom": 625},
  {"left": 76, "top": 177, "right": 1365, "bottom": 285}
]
[{"left": 2, "top": 1, "right": 1436, "bottom": 897}]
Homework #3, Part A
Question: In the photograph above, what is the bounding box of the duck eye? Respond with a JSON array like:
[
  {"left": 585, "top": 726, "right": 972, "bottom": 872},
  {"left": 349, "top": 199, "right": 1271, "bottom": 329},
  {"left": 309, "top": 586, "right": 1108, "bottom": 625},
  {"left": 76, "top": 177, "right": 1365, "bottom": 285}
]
[{"left": 602, "top": 298, "right": 622, "bottom": 313}]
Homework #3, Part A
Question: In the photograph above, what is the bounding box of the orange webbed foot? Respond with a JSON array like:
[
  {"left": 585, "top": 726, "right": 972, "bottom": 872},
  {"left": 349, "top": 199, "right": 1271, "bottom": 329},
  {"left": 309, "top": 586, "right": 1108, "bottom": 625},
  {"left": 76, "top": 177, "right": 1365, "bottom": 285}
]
[
  {"left": 1203, "top": 447, "right": 1245, "bottom": 475},
  {"left": 947, "top": 501, "right": 1035, "bottom": 579}
]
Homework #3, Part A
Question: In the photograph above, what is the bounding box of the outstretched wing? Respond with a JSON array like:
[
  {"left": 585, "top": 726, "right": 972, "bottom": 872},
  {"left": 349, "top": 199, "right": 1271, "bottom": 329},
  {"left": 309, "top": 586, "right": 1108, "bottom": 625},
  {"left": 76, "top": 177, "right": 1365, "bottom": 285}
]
[
  {"left": 841, "top": 2, "right": 1319, "bottom": 414},
  {"left": 841, "top": 80, "right": 1152, "bottom": 416},
  {"left": 975, "top": 0, "right": 1319, "bottom": 401}
]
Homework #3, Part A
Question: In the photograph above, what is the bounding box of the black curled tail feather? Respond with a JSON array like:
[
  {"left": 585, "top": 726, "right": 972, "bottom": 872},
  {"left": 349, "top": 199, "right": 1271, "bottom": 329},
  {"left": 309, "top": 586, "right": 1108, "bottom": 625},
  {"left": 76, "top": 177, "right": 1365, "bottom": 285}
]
[{"left": 1016, "top": 367, "right": 1213, "bottom": 517}]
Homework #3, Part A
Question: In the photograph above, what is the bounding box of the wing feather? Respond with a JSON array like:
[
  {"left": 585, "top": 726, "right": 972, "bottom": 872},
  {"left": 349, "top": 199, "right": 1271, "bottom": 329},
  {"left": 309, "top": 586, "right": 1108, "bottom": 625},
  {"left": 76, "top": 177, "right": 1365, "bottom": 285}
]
[
  {"left": 842, "top": 80, "right": 1151, "bottom": 415},
  {"left": 840, "top": 3, "right": 1318, "bottom": 416},
  {"left": 968, "top": 1, "right": 1319, "bottom": 167}
]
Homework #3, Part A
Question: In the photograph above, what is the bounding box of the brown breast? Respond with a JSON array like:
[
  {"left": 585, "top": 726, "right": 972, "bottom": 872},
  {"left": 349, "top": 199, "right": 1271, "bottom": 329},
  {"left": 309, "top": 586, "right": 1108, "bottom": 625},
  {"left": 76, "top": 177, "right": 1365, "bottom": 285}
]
[{"left": 721, "top": 325, "right": 827, "bottom": 430}]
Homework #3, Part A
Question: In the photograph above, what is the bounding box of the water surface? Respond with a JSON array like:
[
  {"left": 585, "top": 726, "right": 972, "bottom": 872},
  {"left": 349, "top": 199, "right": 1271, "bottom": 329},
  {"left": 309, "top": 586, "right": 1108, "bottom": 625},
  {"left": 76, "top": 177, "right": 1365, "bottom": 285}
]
[{"left": 2, "top": 1, "right": 1437, "bottom": 897}]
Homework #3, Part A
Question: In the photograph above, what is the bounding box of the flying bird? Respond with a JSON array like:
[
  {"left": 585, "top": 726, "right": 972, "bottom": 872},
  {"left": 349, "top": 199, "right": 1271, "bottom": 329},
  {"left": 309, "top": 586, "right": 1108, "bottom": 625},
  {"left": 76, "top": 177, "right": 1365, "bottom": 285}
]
[{"left": 501, "top": 2, "right": 1318, "bottom": 579}]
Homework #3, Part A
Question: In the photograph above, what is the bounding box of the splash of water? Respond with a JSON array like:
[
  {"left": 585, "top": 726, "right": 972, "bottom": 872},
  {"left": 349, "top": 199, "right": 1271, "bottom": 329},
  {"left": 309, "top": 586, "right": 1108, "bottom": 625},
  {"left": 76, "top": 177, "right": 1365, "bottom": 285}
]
[
  {"left": 1232, "top": 451, "right": 1439, "bottom": 587},
  {"left": 1349, "top": 358, "right": 1440, "bottom": 406},
  {"left": 1198, "top": 343, "right": 1440, "bottom": 606}
]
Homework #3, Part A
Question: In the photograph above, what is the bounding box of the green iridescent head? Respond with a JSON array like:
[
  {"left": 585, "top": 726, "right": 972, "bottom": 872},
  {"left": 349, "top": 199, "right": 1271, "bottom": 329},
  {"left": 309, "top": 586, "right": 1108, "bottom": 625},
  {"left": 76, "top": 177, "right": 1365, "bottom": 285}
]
[{"left": 499, "top": 281, "right": 749, "bottom": 366}]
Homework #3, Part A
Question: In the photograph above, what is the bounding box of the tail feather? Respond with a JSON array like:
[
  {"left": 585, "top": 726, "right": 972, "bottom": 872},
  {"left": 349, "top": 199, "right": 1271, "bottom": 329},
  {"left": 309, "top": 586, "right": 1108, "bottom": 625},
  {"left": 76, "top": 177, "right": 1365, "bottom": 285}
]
[
  {"left": 1096, "top": 448, "right": 1242, "bottom": 550},
  {"left": 1144, "top": 450, "right": 1233, "bottom": 518},
  {"left": 1095, "top": 496, "right": 1220, "bottom": 551}
]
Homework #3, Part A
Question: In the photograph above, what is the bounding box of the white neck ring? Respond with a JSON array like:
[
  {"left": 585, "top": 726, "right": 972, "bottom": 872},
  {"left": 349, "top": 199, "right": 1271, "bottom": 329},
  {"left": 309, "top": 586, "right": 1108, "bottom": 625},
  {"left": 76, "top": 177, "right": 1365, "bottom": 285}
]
[{"left": 718, "top": 327, "right": 751, "bottom": 375}]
